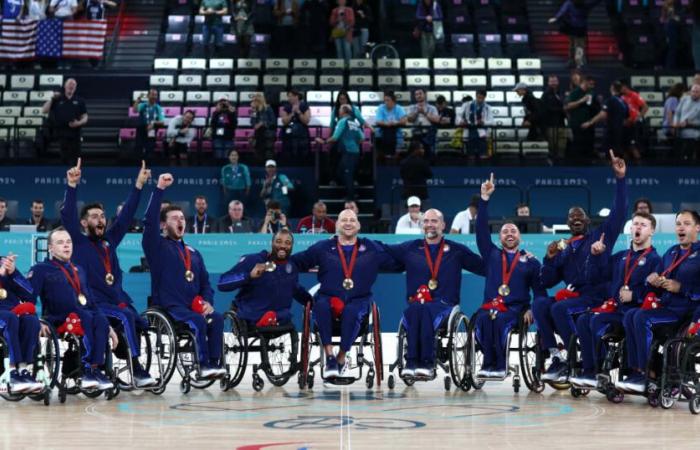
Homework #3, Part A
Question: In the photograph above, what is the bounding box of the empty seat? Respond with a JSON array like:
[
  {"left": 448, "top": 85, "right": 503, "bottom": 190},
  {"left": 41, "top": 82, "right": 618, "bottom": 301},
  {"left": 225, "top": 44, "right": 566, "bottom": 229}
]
[
  {"left": 427, "top": 91, "right": 451, "bottom": 103},
  {"left": 321, "top": 59, "right": 345, "bottom": 74},
  {"left": 38, "top": 74, "right": 63, "bottom": 90},
  {"left": 434, "top": 75, "right": 459, "bottom": 89},
  {"left": 478, "top": 34, "right": 503, "bottom": 57},
  {"left": 658, "top": 76, "right": 683, "bottom": 90},
  {"left": 359, "top": 91, "right": 383, "bottom": 105},
  {"left": 162, "top": 34, "right": 187, "bottom": 58},
  {"left": 293, "top": 59, "right": 318, "bottom": 74},
  {"left": 519, "top": 74, "right": 544, "bottom": 88},
  {"left": 150, "top": 74, "right": 175, "bottom": 88},
  {"left": 491, "top": 75, "right": 516, "bottom": 89},
  {"left": 639, "top": 91, "right": 663, "bottom": 104},
  {"left": 522, "top": 141, "right": 550, "bottom": 158},
  {"left": 265, "top": 58, "right": 290, "bottom": 74},
  {"left": 406, "top": 75, "right": 431, "bottom": 90},
  {"left": 185, "top": 91, "right": 212, "bottom": 105},
  {"left": 505, "top": 34, "right": 530, "bottom": 58},
  {"left": 206, "top": 74, "right": 231, "bottom": 89},
  {"left": 10, "top": 75, "right": 35, "bottom": 90},
  {"left": 462, "top": 75, "right": 487, "bottom": 89},
  {"left": 208, "top": 58, "right": 234, "bottom": 72},
  {"left": 154, "top": 58, "right": 179, "bottom": 72},
  {"left": 349, "top": 59, "right": 373, "bottom": 75},
  {"left": 263, "top": 74, "right": 288, "bottom": 90},
  {"left": 377, "top": 59, "right": 401, "bottom": 75},
  {"left": 452, "top": 34, "right": 476, "bottom": 58},
  {"left": 234, "top": 75, "right": 260, "bottom": 89},
  {"left": 404, "top": 58, "right": 431, "bottom": 74},
  {"left": 630, "top": 75, "right": 656, "bottom": 91},
  {"left": 167, "top": 15, "right": 190, "bottom": 34},
  {"left": 377, "top": 75, "right": 402, "bottom": 90},
  {"left": 306, "top": 91, "right": 332, "bottom": 105},
  {"left": 178, "top": 74, "right": 203, "bottom": 88},
  {"left": 433, "top": 58, "right": 458, "bottom": 74},
  {"left": 237, "top": 58, "right": 262, "bottom": 73},
  {"left": 181, "top": 58, "right": 206, "bottom": 72},
  {"left": 28, "top": 91, "right": 52, "bottom": 105},
  {"left": 2, "top": 91, "right": 28, "bottom": 105},
  {"left": 516, "top": 58, "right": 542, "bottom": 73},
  {"left": 319, "top": 75, "right": 345, "bottom": 90},
  {"left": 0, "top": 106, "right": 22, "bottom": 117},
  {"left": 23, "top": 106, "right": 44, "bottom": 117},
  {"left": 159, "top": 91, "right": 185, "bottom": 105},
  {"left": 348, "top": 75, "right": 373, "bottom": 90},
  {"left": 461, "top": 57, "right": 486, "bottom": 72},
  {"left": 291, "top": 75, "right": 316, "bottom": 90}
]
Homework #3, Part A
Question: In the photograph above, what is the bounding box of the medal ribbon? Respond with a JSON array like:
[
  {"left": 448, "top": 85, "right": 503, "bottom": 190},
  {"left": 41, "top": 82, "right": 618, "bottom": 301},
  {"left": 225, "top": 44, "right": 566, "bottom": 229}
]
[
  {"left": 567, "top": 235, "right": 585, "bottom": 247},
  {"left": 337, "top": 240, "right": 359, "bottom": 281},
  {"left": 623, "top": 247, "right": 653, "bottom": 286},
  {"left": 175, "top": 241, "right": 193, "bottom": 274},
  {"left": 423, "top": 239, "right": 446, "bottom": 282},
  {"left": 501, "top": 250, "right": 520, "bottom": 287},
  {"left": 91, "top": 240, "right": 112, "bottom": 276},
  {"left": 661, "top": 248, "right": 692, "bottom": 278},
  {"left": 50, "top": 260, "right": 83, "bottom": 297}
]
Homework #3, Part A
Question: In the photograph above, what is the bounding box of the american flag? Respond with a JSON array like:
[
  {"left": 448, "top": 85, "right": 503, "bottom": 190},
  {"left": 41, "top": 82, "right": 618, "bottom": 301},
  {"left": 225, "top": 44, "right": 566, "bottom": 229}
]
[
  {"left": 0, "top": 20, "right": 39, "bottom": 60},
  {"left": 0, "top": 18, "right": 107, "bottom": 60},
  {"left": 63, "top": 20, "right": 108, "bottom": 59}
]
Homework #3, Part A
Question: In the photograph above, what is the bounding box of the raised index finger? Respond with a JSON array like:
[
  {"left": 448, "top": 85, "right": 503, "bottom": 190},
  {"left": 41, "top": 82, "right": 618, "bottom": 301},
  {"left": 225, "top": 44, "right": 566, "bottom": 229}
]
[
  {"left": 608, "top": 149, "right": 615, "bottom": 161},
  {"left": 76, "top": 157, "right": 82, "bottom": 169},
  {"left": 141, "top": 159, "right": 146, "bottom": 170},
  {"left": 598, "top": 232, "right": 606, "bottom": 243},
  {"left": 489, "top": 172, "right": 494, "bottom": 184}
]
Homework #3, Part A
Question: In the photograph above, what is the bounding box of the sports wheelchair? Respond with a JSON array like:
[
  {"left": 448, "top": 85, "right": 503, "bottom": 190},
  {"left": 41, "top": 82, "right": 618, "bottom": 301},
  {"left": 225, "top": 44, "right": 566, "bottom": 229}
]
[
  {"left": 467, "top": 310, "right": 542, "bottom": 393},
  {"left": 141, "top": 305, "right": 226, "bottom": 395},
  {"left": 674, "top": 331, "right": 700, "bottom": 414},
  {"left": 387, "top": 305, "right": 470, "bottom": 391},
  {"left": 220, "top": 307, "right": 299, "bottom": 392},
  {"left": 0, "top": 318, "right": 58, "bottom": 406},
  {"left": 298, "top": 301, "right": 383, "bottom": 389}
]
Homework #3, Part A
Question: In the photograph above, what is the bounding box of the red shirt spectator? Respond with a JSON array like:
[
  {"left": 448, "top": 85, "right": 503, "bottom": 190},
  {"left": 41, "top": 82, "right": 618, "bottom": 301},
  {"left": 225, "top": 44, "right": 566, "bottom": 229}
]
[
  {"left": 621, "top": 88, "right": 647, "bottom": 123},
  {"left": 296, "top": 201, "right": 336, "bottom": 234}
]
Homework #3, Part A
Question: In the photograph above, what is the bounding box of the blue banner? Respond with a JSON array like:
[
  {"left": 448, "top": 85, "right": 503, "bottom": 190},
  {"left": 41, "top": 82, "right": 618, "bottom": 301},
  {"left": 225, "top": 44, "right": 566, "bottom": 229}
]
[{"left": 2, "top": 0, "right": 21, "bottom": 19}]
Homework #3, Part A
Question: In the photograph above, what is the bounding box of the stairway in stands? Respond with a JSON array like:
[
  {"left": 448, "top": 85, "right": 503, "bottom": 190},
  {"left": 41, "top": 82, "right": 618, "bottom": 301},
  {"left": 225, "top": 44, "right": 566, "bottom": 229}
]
[
  {"left": 318, "top": 185, "right": 376, "bottom": 224},
  {"left": 108, "top": 0, "right": 167, "bottom": 71}
]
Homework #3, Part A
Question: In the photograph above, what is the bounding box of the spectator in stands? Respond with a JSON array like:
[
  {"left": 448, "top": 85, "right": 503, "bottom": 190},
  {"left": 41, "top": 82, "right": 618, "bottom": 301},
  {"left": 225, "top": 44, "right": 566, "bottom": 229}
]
[
  {"left": 400, "top": 140, "right": 433, "bottom": 203},
  {"left": 280, "top": 89, "right": 311, "bottom": 161},
  {"left": 0, "top": 198, "right": 14, "bottom": 232},
  {"left": 623, "top": 197, "right": 653, "bottom": 234},
  {"left": 219, "top": 200, "right": 256, "bottom": 233},
  {"left": 344, "top": 200, "right": 359, "bottom": 215},
  {"left": 516, "top": 203, "right": 531, "bottom": 217},
  {"left": 316, "top": 104, "right": 365, "bottom": 200},
  {"left": 28, "top": 199, "right": 51, "bottom": 232},
  {"left": 673, "top": 84, "right": 700, "bottom": 160},
  {"left": 460, "top": 89, "right": 492, "bottom": 159},
  {"left": 21, "top": 0, "right": 48, "bottom": 19},
  {"left": 565, "top": 69, "right": 582, "bottom": 97},
  {"left": 231, "top": 0, "right": 255, "bottom": 58},
  {"left": 48, "top": 0, "right": 77, "bottom": 19},
  {"left": 220, "top": 149, "right": 251, "bottom": 209},
  {"left": 660, "top": 0, "right": 682, "bottom": 69},
  {"left": 273, "top": 0, "right": 300, "bottom": 57},
  {"left": 565, "top": 75, "right": 599, "bottom": 160},
  {"left": 132, "top": 89, "right": 164, "bottom": 163},
  {"left": 188, "top": 195, "right": 217, "bottom": 234},
  {"left": 375, "top": 90, "right": 407, "bottom": 159},
  {"left": 300, "top": 0, "right": 330, "bottom": 58},
  {"left": 406, "top": 88, "right": 440, "bottom": 160},
  {"left": 450, "top": 194, "right": 480, "bottom": 234},
  {"left": 541, "top": 75, "right": 567, "bottom": 160},
  {"left": 395, "top": 196, "right": 423, "bottom": 235},
  {"left": 661, "top": 82, "right": 684, "bottom": 141},
  {"left": 691, "top": 0, "right": 700, "bottom": 71},
  {"left": 42, "top": 78, "right": 88, "bottom": 164},
  {"left": 199, "top": 0, "right": 228, "bottom": 56},
  {"left": 260, "top": 160, "right": 294, "bottom": 214},
  {"left": 84, "top": 0, "right": 117, "bottom": 20},
  {"left": 110, "top": 202, "right": 143, "bottom": 233},
  {"left": 620, "top": 79, "right": 648, "bottom": 162},
  {"left": 165, "top": 110, "right": 196, "bottom": 165},
  {"left": 352, "top": 0, "right": 372, "bottom": 57},
  {"left": 514, "top": 82, "right": 544, "bottom": 141},
  {"left": 210, "top": 96, "right": 237, "bottom": 160},
  {"left": 581, "top": 80, "right": 628, "bottom": 156},
  {"left": 250, "top": 92, "right": 276, "bottom": 164},
  {"left": 297, "top": 201, "right": 336, "bottom": 234},
  {"left": 330, "top": 90, "right": 367, "bottom": 133},
  {"left": 435, "top": 95, "right": 455, "bottom": 127},
  {"left": 415, "top": 0, "right": 443, "bottom": 59},
  {"left": 259, "top": 200, "right": 289, "bottom": 234},
  {"left": 547, "top": 0, "right": 601, "bottom": 68},
  {"left": 329, "top": 0, "right": 354, "bottom": 62}
]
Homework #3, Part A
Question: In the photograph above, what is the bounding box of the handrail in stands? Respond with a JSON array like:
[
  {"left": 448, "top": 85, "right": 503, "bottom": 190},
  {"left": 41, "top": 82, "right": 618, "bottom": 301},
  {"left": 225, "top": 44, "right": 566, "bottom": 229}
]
[{"left": 104, "top": 0, "right": 127, "bottom": 67}]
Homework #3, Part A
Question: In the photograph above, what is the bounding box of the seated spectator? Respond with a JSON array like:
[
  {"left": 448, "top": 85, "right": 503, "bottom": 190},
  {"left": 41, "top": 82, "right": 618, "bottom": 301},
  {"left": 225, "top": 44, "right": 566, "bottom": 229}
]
[
  {"left": 516, "top": 203, "right": 531, "bottom": 217},
  {"left": 210, "top": 96, "right": 237, "bottom": 160},
  {"left": 188, "top": 195, "right": 218, "bottom": 234},
  {"left": 623, "top": 198, "right": 653, "bottom": 234},
  {"left": 260, "top": 160, "right": 294, "bottom": 214},
  {"left": 581, "top": 81, "right": 629, "bottom": 156},
  {"left": 0, "top": 198, "right": 14, "bottom": 232},
  {"left": 395, "top": 196, "right": 423, "bottom": 235},
  {"left": 406, "top": 88, "right": 440, "bottom": 160},
  {"left": 260, "top": 200, "right": 289, "bottom": 234},
  {"left": 514, "top": 82, "right": 544, "bottom": 141},
  {"left": 343, "top": 200, "right": 359, "bottom": 215},
  {"left": 416, "top": 0, "right": 443, "bottom": 59},
  {"left": 317, "top": 104, "right": 364, "bottom": 200},
  {"left": 673, "top": 84, "right": 700, "bottom": 160},
  {"left": 375, "top": 91, "right": 407, "bottom": 159},
  {"left": 661, "top": 83, "right": 685, "bottom": 141},
  {"left": 542, "top": 75, "right": 567, "bottom": 160},
  {"left": 280, "top": 89, "right": 311, "bottom": 160},
  {"left": 460, "top": 89, "right": 492, "bottom": 159},
  {"left": 565, "top": 75, "right": 599, "bottom": 161},
  {"left": 165, "top": 110, "right": 196, "bottom": 165},
  {"left": 232, "top": 0, "right": 255, "bottom": 58},
  {"left": 273, "top": 0, "right": 300, "bottom": 57},
  {"left": 132, "top": 89, "right": 165, "bottom": 163},
  {"left": 219, "top": 200, "right": 256, "bottom": 233},
  {"left": 352, "top": 0, "right": 372, "bottom": 57},
  {"left": 329, "top": 0, "right": 354, "bottom": 62},
  {"left": 28, "top": 199, "right": 51, "bottom": 232},
  {"left": 250, "top": 93, "right": 277, "bottom": 164},
  {"left": 450, "top": 195, "right": 480, "bottom": 234},
  {"left": 199, "top": 0, "right": 228, "bottom": 57},
  {"left": 400, "top": 140, "right": 433, "bottom": 203},
  {"left": 297, "top": 201, "right": 336, "bottom": 234},
  {"left": 435, "top": 95, "right": 455, "bottom": 128},
  {"left": 110, "top": 202, "right": 143, "bottom": 233},
  {"left": 220, "top": 150, "right": 251, "bottom": 208}
]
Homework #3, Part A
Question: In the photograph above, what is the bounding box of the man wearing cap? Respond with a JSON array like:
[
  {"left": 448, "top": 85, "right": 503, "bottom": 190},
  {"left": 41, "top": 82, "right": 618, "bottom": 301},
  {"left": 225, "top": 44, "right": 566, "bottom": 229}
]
[
  {"left": 514, "top": 82, "right": 544, "bottom": 141},
  {"left": 395, "top": 197, "right": 424, "bottom": 235},
  {"left": 260, "top": 160, "right": 294, "bottom": 214}
]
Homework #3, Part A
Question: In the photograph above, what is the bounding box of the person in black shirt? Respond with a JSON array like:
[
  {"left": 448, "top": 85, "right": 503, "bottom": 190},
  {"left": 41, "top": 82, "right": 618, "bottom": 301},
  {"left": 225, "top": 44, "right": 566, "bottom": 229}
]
[
  {"left": 210, "top": 96, "right": 237, "bottom": 161},
  {"left": 0, "top": 198, "right": 14, "bottom": 232},
  {"left": 41, "top": 78, "right": 88, "bottom": 164},
  {"left": 435, "top": 95, "right": 455, "bottom": 128},
  {"left": 541, "top": 75, "right": 567, "bottom": 160},
  {"left": 514, "top": 82, "right": 544, "bottom": 140},
  {"left": 280, "top": 89, "right": 311, "bottom": 161},
  {"left": 85, "top": 0, "right": 117, "bottom": 20},
  {"left": 27, "top": 199, "right": 51, "bottom": 232},
  {"left": 188, "top": 195, "right": 218, "bottom": 234},
  {"left": 400, "top": 140, "right": 433, "bottom": 202},
  {"left": 581, "top": 80, "right": 629, "bottom": 156}
]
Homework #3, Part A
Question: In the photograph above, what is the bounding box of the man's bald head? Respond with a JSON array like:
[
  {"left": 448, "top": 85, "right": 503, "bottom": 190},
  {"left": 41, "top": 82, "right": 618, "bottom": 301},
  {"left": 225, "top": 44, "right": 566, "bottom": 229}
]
[
  {"left": 337, "top": 208, "right": 361, "bottom": 239},
  {"left": 423, "top": 208, "right": 446, "bottom": 239}
]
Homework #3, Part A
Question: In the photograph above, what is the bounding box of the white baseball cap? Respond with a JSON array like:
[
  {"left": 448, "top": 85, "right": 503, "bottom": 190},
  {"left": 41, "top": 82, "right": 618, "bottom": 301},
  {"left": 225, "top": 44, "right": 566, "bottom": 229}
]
[
  {"left": 407, "top": 196, "right": 421, "bottom": 207},
  {"left": 265, "top": 159, "right": 277, "bottom": 167}
]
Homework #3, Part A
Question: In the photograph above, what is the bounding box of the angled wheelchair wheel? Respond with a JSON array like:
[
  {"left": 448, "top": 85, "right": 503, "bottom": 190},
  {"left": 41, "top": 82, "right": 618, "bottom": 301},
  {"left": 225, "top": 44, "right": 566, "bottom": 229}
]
[
  {"left": 298, "top": 302, "right": 313, "bottom": 389},
  {"left": 449, "top": 313, "right": 470, "bottom": 391},
  {"left": 175, "top": 335, "right": 215, "bottom": 389},
  {"left": 262, "top": 328, "right": 298, "bottom": 387},
  {"left": 395, "top": 323, "right": 414, "bottom": 387},
  {"left": 222, "top": 311, "right": 248, "bottom": 389},
  {"left": 466, "top": 318, "right": 485, "bottom": 390},
  {"left": 142, "top": 309, "right": 178, "bottom": 392},
  {"left": 519, "top": 323, "right": 544, "bottom": 393},
  {"left": 370, "top": 303, "right": 383, "bottom": 387}
]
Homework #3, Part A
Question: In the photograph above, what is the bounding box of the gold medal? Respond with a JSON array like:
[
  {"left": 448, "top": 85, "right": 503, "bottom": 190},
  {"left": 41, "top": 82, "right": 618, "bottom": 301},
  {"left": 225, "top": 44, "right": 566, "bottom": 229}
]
[
  {"left": 342, "top": 278, "right": 354, "bottom": 290},
  {"left": 185, "top": 270, "right": 195, "bottom": 282},
  {"left": 78, "top": 293, "right": 87, "bottom": 305},
  {"left": 498, "top": 284, "right": 511, "bottom": 297},
  {"left": 557, "top": 239, "right": 568, "bottom": 251},
  {"left": 105, "top": 273, "right": 115, "bottom": 286},
  {"left": 621, "top": 285, "right": 630, "bottom": 291},
  {"left": 0, "top": 288, "right": 6, "bottom": 300},
  {"left": 428, "top": 279, "right": 438, "bottom": 290},
  {"left": 264, "top": 261, "right": 277, "bottom": 272},
  {"left": 657, "top": 276, "right": 666, "bottom": 284}
]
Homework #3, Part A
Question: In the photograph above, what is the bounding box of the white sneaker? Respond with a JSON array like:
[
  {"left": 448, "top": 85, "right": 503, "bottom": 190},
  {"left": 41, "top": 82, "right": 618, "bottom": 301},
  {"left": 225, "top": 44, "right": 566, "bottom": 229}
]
[
  {"left": 476, "top": 369, "right": 491, "bottom": 378},
  {"left": 415, "top": 367, "right": 434, "bottom": 378},
  {"left": 490, "top": 370, "right": 507, "bottom": 379},
  {"left": 401, "top": 367, "right": 415, "bottom": 377},
  {"left": 200, "top": 366, "right": 219, "bottom": 378}
]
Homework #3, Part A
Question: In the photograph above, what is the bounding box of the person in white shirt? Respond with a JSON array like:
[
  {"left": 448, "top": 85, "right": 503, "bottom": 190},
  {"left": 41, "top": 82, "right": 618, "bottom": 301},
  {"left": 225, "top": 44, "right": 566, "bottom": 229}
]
[
  {"left": 450, "top": 194, "right": 480, "bottom": 234},
  {"left": 394, "top": 196, "right": 423, "bottom": 235},
  {"left": 49, "top": 0, "right": 77, "bottom": 18}
]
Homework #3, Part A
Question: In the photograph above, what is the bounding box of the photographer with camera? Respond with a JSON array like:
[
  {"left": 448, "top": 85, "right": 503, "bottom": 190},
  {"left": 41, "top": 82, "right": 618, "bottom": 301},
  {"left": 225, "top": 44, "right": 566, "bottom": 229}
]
[
  {"left": 209, "top": 96, "right": 237, "bottom": 161},
  {"left": 260, "top": 159, "right": 294, "bottom": 214},
  {"left": 260, "top": 201, "right": 289, "bottom": 234},
  {"left": 165, "top": 110, "right": 196, "bottom": 166}
]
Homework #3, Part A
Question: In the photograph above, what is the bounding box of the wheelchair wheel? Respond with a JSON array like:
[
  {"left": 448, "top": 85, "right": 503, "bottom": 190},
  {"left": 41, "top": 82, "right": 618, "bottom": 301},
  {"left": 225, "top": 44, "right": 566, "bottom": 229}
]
[
  {"left": 262, "top": 329, "right": 298, "bottom": 387},
  {"left": 519, "top": 321, "right": 544, "bottom": 393},
  {"left": 222, "top": 312, "right": 247, "bottom": 389},
  {"left": 369, "top": 303, "right": 383, "bottom": 387},
  {"left": 113, "top": 329, "right": 153, "bottom": 392},
  {"left": 38, "top": 320, "right": 61, "bottom": 389},
  {"left": 466, "top": 319, "right": 485, "bottom": 390},
  {"left": 298, "top": 302, "right": 312, "bottom": 389},
  {"left": 690, "top": 395, "right": 700, "bottom": 414},
  {"left": 395, "top": 322, "right": 414, "bottom": 386},
  {"left": 448, "top": 313, "right": 470, "bottom": 391},
  {"left": 175, "top": 338, "right": 216, "bottom": 389},
  {"left": 142, "top": 309, "right": 178, "bottom": 391},
  {"left": 370, "top": 43, "right": 399, "bottom": 64}
]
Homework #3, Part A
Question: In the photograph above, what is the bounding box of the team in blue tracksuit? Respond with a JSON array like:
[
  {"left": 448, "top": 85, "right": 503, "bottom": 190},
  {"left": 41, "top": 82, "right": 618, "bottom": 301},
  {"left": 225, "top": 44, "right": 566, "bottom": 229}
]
[
  {"left": 61, "top": 165, "right": 153, "bottom": 386},
  {"left": 573, "top": 229, "right": 660, "bottom": 386},
  {"left": 142, "top": 181, "right": 224, "bottom": 376},
  {"left": 0, "top": 257, "right": 42, "bottom": 390},
  {"left": 473, "top": 196, "right": 546, "bottom": 376},
  {"left": 535, "top": 163, "right": 627, "bottom": 381},
  {"left": 28, "top": 234, "right": 114, "bottom": 389},
  {"left": 384, "top": 211, "right": 484, "bottom": 375},
  {"left": 219, "top": 249, "right": 312, "bottom": 326}
]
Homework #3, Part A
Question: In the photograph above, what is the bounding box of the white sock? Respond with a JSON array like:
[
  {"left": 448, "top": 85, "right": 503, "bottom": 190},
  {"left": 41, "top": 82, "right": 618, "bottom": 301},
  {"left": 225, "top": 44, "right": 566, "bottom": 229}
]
[{"left": 18, "top": 363, "right": 27, "bottom": 370}]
